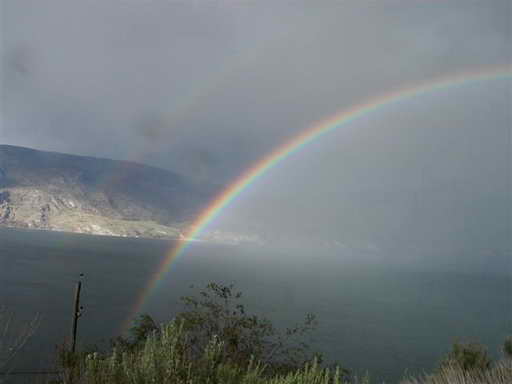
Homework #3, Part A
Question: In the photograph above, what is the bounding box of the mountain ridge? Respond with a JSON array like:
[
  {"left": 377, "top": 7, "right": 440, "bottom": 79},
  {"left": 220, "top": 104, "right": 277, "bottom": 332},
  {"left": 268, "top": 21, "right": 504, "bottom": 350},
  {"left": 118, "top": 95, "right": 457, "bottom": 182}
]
[{"left": 0, "top": 144, "right": 208, "bottom": 239}]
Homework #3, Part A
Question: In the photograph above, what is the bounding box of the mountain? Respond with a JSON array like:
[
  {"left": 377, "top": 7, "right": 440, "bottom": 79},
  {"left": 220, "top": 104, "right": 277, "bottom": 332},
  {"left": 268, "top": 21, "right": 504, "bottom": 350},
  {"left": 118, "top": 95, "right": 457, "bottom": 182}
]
[{"left": 0, "top": 145, "right": 210, "bottom": 239}]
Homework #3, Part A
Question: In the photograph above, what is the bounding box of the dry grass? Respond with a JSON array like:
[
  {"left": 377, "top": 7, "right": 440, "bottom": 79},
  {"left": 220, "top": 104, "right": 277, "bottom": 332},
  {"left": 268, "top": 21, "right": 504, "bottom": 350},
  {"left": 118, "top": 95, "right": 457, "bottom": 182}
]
[
  {"left": 58, "top": 321, "right": 352, "bottom": 384},
  {"left": 401, "top": 359, "right": 512, "bottom": 384}
]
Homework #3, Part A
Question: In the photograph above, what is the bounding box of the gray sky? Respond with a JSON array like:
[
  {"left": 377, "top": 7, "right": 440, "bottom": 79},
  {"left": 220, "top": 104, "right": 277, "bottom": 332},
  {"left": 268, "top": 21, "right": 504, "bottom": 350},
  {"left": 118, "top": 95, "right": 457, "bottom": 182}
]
[{"left": 1, "top": 0, "right": 510, "bottom": 255}]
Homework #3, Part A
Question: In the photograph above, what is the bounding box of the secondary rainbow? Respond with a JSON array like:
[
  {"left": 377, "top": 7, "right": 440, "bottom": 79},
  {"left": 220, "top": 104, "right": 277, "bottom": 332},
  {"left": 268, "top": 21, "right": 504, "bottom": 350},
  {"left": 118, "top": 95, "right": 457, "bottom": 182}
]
[{"left": 122, "top": 65, "right": 511, "bottom": 332}]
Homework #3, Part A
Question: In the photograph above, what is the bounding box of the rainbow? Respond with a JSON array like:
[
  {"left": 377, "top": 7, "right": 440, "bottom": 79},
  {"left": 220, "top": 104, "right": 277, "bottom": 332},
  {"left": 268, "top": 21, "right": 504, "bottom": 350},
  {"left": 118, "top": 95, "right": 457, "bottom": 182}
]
[{"left": 122, "top": 65, "right": 511, "bottom": 333}]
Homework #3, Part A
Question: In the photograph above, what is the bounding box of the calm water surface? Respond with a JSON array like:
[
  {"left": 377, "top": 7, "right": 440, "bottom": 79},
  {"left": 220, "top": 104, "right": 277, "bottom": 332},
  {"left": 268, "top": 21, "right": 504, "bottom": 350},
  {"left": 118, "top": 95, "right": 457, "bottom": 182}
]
[{"left": 0, "top": 228, "right": 510, "bottom": 383}]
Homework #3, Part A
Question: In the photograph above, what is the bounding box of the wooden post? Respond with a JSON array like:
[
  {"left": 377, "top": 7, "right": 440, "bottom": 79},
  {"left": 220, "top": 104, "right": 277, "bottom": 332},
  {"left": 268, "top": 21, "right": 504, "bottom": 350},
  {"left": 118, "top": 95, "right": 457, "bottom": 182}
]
[{"left": 70, "top": 276, "right": 83, "bottom": 353}]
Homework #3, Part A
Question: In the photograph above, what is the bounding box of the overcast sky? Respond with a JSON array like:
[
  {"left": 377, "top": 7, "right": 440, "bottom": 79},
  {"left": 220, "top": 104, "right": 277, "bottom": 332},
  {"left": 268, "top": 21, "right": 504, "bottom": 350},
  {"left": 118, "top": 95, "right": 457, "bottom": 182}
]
[{"left": 1, "top": 0, "right": 510, "bottom": 255}]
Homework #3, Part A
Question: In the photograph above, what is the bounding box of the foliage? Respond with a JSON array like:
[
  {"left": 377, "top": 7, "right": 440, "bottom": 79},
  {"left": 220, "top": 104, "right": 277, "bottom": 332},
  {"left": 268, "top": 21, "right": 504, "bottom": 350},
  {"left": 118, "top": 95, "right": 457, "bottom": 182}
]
[
  {"left": 402, "top": 337, "right": 512, "bottom": 384},
  {"left": 60, "top": 320, "right": 350, "bottom": 384},
  {"left": 503, "top": 336, "right": 512, "bottom": 359},
  {"left": 52, "top": 281, "right": 512, "bottom": 384},
  {"left": 54, "top": 341, "right": 104, "bottom": 384},
  {"left": 172, "top": 282, "right": 324, "bottom": 375},
  {"left": 55, "top": 281, "right": 352, "bottom": 383},
  {"left": 402, "top": 359, "right": 512, "bottom": 384},
  {"left": 111, "top": 314, "right": 159, "bottom": 353},
  {"left": 52, "top": 331, "right": 512, "bottom": 384},
  {"left": 438, "top": 341, "right": 492, "bottom": 372},
  {"left": 115, "top": 282, "right": 335, "bottom": 377}
]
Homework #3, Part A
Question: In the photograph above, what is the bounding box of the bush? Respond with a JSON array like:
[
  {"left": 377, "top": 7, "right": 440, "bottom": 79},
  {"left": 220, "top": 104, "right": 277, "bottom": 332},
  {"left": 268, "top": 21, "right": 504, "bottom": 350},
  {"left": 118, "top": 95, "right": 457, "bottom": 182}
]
[
  {"left": 118, "top": 282, "right": 342, "bottom": 377},
  {"left": 402, "top": 338, "right": 512, "bottom": 384},
  {"left": 402, "top": 359, "right": 512, "bottom": 384},
  {"left": 65, "top": 320, "right": 349, "bottom": 384},
  {"left": 57, "top": 281, "right": 512, "bottom": 384},
  {"left": 55, "top": 281, "right": 351, "bottom": 384},
  {"left": 173, "top": 282, "right": 324, "bottom": 374},
  {"left": 439, "top": 341, "right": 492, "bottom": 372},
  {"left": 503, "top": 336, "right": 512, "bottom": 359},
  {"left": 110, "top": 314, "right": 159, "bottom": 353}
]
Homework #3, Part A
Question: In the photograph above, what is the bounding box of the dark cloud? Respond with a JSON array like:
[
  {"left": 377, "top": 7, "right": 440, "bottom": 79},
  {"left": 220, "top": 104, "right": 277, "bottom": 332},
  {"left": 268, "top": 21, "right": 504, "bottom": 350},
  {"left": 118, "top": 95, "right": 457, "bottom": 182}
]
[{"left": 1, "top": 0, "right": 510, "bottom": 254}]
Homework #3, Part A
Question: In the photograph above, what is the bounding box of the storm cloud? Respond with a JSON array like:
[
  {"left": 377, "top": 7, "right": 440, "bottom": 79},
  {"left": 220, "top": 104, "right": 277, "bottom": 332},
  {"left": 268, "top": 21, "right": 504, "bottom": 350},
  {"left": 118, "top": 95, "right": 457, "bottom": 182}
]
[{"left": 1, "top": 0, "right": 510, "bottom": 257}]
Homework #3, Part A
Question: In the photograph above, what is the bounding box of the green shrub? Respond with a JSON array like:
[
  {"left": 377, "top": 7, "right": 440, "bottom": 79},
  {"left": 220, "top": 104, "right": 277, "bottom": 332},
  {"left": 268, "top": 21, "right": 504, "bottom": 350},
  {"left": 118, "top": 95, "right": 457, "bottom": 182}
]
[
  {"left": 55, "top": 281, "right": 511, "bottom": 384},
  {"left": 110, "top": 314, "right": 159, "bottom": 353},
  {"left": 439, "top": 341, "right": 492, "bottom": 372},
  {"left": 402, "top": 359, "right": 512, "bottom": 384},
  {"left": 56, "top": 281, "right": 351, "bottom": 383},
  {"left": 74, "top": 320, "right": 348, "bottom": 384},
  {"left": 503, "top": 336, "right": 512, "bottom": 359},
  {"left": 402, "top": 337, "right": 512, "bottom": 384},
  {"left": 174, "top": 282, "right": 321, "bottom": 373},
  {"left": 119, "top": 282, "right": 343, "bottom": 377}
]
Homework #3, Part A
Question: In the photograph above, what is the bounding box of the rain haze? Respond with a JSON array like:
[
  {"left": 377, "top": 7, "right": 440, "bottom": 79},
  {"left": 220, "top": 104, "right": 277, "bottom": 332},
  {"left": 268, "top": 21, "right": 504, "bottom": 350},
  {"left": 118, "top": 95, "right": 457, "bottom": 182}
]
[{"left": 2, "top": 0, "right": 510, "bottom": 261}]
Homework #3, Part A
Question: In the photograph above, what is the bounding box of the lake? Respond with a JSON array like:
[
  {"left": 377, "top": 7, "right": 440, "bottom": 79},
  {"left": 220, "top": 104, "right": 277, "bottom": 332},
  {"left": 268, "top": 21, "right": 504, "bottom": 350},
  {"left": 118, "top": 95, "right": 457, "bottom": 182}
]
[{"left": 0, "top": 227, "right": 510, "bottom": 383}]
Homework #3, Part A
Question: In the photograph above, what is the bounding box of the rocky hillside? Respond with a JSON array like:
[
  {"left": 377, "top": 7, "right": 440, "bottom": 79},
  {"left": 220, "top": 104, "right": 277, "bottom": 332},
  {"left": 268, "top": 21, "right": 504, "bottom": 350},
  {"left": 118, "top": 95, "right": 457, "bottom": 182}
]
[{"left": 0, "top": 145, "right": 209, "bottom": 238}]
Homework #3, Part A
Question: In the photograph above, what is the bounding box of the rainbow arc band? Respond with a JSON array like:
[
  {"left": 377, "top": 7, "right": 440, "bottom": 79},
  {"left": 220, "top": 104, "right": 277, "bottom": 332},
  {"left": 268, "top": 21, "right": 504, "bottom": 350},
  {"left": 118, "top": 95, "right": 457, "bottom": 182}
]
[{"left": 122, "top": 65, "right": 511, "bottom": 333}]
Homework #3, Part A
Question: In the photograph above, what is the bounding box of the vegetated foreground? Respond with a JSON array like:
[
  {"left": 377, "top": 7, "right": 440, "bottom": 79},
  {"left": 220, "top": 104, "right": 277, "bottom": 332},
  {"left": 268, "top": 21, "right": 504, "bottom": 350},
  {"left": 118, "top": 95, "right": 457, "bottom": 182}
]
[
  {"left": 55, "top": 282, "right": 512, "bottom": 384},
  {"left": 6, "top": 282, "right": 512, "bottom": 384}
]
